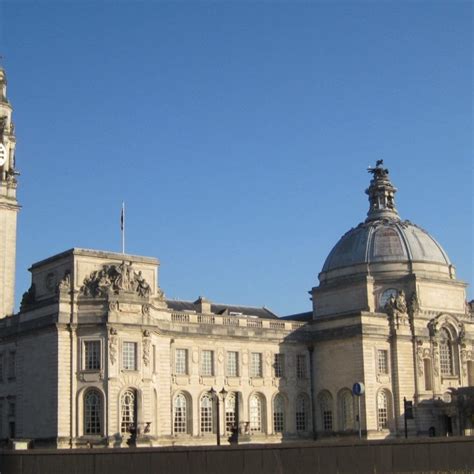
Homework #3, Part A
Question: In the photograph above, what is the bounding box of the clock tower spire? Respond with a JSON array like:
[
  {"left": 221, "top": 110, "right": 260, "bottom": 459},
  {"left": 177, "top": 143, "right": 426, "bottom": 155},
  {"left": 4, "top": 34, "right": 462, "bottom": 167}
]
[{"left": 0, "top": 66, "right": 20, "bottom": 317}]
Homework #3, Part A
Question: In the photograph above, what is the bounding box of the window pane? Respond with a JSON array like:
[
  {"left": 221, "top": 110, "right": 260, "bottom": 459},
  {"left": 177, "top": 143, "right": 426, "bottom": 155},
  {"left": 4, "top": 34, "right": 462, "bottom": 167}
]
[
  {"left": 377, "top": 391, "right": 388, "bottom": 430},
  {"left": 251, "top": 353, "right": 262, "bottom": 378},
  {"left": 200, "top": 394, "right": 214, "bottom": 433},
  {"left": 85, "top": 341, "right": 101, "bottom": 371},
  {"left": 123, "top": 342, "right": 137, "bottom": 371},
  {"left": 201, "top": 350, "right": 214, "bottom": 376},
  {"left": 226, "top": 351, "right": 239, "bottom": 377},
  {"left": 319, "top": 393, "right": 333, "bottom": 431},
  {"left": 121, "top": 389, "right": 136, "bottom": 433},
  {"left": 8, "top": 351, "right": 15, "bottom": 379},
  {"left": 340, "top": 391, "right": 354, "bottom": 430},
  {"left": 225, "top": 393, "right": 237, "bottom": 434},
  {"left": 273, "top": 395, "right": 284, "bottom": 433},
  {"left": 84, "top": 390, "right": 102, "bottom": 435},
  {"left": 249, "top": 395, "right": 262, "bottom": 432},
  {"left": 175, "top": 349, "right": 187, "bottom": 375},
  {"left": 274, "top": 354, "right": 285, "bottom": 378},
  {"left": 377, "top": 350, "right": 388, "bottom": 374},
  {"left": 174, "top": 394, "right": 187, "bottom": 434},
  {"left": 440, "top": 328, "right": 454, "bottom": 376},
  {"left": 297, "top": 355, "right": 306, "bottom": 379},
  {"left": 296, "top": 395, "right": 307, "bottom": 432}
]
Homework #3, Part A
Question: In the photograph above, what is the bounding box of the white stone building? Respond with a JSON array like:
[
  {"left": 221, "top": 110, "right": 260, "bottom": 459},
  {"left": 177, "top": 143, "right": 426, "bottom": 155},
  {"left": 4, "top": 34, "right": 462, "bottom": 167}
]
[{"left": 0, "top": 67, "right": 472, "bottom": 448}]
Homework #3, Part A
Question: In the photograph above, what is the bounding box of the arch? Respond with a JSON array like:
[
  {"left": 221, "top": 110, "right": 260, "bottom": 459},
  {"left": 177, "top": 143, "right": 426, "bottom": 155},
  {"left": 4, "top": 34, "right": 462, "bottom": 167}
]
[
  {"left": 295, "top": 393, "right": 310, "bottom": 432},
  {"left": 376, "top": 389, "right": 393, "bottom": 431},
  {"left": 338, "top": 388, "right": 355, "bottom": 431},
  {"left": 248, "top": 392, "right": 266, "bottom": 434},
  {"left": 173, "top": 391, "right": 191, "bottom": 435},
  {"left": 76, "top": 386, "right": 106, "bottom": 437},
  {"left": 318, "top": 390, "right": 333, "bottom": 432},
  {"left": 120, "top": 388, "right": 137, "bottom": 434},
  {"left": 83, "top": 388, "right": 103, "bottom": 436},
  {"left": 439, "top": 326, "right": 456, "bottom": 376},
  {"left": 200, "top": 392, "right": 215, "bottom": 434},
  {"left": 272, "top": 393, "right": 285, "bottom": 433},
  {"left": 224, "top": 392, "right": 238, "bottom": 434}
]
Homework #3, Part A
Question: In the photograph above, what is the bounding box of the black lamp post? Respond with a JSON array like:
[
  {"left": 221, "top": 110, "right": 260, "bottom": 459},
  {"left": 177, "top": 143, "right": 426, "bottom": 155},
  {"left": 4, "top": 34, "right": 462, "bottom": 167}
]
[{"left": 210, "top": 387, "right": 228, "bottom": 445}]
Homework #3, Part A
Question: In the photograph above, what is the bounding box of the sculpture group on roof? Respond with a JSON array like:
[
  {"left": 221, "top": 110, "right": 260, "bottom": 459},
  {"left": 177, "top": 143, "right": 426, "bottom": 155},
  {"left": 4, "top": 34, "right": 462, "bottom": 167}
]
[{"left": 80, "top": 261, "right": 152, "bottom": 298}]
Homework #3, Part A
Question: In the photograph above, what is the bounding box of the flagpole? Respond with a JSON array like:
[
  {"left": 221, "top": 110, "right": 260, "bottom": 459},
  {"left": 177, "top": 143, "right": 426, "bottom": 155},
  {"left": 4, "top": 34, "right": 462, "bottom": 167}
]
[{"left": 121, "top": 201, "right": 125, "bottom": 254}]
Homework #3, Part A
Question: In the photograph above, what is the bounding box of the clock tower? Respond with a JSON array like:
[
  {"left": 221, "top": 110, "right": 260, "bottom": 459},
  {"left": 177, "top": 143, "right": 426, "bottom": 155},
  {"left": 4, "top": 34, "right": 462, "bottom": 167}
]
[{"left": 0, "top": 67, "right": 20, "bottom": 317}]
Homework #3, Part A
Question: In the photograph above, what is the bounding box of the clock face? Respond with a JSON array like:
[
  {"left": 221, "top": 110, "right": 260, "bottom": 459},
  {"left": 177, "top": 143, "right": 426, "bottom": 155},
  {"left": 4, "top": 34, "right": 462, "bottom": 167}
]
[
  {"left": 0, "top": 143, "right": 6, "bottom": 166},
  {"left": 380, "top": 288, "right": 398, "bottom": 309}
]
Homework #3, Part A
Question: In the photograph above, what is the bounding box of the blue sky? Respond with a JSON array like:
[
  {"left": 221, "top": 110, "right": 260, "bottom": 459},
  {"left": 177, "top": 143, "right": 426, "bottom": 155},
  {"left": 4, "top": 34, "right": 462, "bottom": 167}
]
[{"left": 1, "top": 1, "right": 472, "bottom": 314}]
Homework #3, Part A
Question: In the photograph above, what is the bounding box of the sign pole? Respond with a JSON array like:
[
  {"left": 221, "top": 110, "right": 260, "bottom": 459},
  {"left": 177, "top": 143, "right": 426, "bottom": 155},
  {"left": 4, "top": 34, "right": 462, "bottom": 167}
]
[
  {"left": 358, "top": 395, "right": 361, "bottom": 439},
  {"left": 352, "top": 382, "right": 365, "bottom": 440}
]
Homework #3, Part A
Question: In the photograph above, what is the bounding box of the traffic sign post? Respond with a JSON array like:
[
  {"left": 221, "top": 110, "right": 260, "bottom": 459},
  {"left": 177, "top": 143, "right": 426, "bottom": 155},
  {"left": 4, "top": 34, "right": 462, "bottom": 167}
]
[{"left": 352, "top": 382, "right": 365, "bottom": 439}]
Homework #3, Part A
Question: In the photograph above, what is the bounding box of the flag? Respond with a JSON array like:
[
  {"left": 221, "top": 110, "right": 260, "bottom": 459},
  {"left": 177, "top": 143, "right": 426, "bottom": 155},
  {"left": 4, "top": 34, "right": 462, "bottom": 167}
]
[{"left": 121, "top": 202, "right": 125, "bottom": 231}]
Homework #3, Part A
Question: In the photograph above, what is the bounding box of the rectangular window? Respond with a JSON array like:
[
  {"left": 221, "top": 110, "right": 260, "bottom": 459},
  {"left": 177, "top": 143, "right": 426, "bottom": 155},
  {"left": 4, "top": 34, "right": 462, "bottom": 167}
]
[
  {"left": 122, "top": 342, "right": 137, "bottom": 371},
  {"left": 7, "top": 351, "right": 15, "bottom": 380},
  {"left": 8, "top": 400, "right": 15, "bottom": 418},
  {"left": 297, "top": 354, "right": 307, "bottom": 379},
  {"left": 250, "top": 353, "right": 263, "bottom": 378},
  {"left": 377, "top": 350, "right": 389, "bottom": 374},
  {"left": 201, "top": 350, "right": 214, "bottom": 376},
  {"left": 0, "top": 353, "right": 3, "bottom": 382},
  {"left": 84, "top": 340, "right": 101, "bottom": 371},
  {"left": 274, "top": 354, "right": 285, "bottom": 378},
  {"left": 175, "top": 349, "right": 188, "bottom": 375},
  {"left": 226, "top": 351, "right": 239, "bottom": 377}
]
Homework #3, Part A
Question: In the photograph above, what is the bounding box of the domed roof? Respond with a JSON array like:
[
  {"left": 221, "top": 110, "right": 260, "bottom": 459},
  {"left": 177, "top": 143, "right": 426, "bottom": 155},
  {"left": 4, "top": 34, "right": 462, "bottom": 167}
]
[
  {"left": 322, "top": 219, "right": 450, "bottom": 272},
  {"left": 321, "top": 161, "right": 451, "bottom": 275}
]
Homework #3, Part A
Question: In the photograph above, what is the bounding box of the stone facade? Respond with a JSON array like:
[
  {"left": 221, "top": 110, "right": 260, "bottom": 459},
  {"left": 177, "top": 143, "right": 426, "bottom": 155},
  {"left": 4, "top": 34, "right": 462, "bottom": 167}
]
[
  {"left": 0, "top": 68, "right": 20, "bottom": 318},
  {"left": 0, "top": 70, "right": 472, "bottom": 448}
]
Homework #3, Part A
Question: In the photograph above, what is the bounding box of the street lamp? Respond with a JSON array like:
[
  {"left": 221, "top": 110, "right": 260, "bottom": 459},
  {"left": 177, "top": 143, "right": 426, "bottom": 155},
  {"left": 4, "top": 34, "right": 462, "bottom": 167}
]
[{"left": 210, "top": 387, "right": 228, "bottom": 445}]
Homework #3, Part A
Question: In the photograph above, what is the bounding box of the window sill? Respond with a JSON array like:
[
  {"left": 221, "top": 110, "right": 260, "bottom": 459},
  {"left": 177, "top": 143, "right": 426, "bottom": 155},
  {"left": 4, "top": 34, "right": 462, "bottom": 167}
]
[{"left": 441, "top": 375, "right": 458, "bottom": 380}]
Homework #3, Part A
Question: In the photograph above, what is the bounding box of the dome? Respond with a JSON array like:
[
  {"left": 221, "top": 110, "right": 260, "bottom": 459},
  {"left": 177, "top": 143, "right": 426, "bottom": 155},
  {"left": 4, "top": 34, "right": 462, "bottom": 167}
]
[
  {"left": 322, "top": 219, "right": 451, "bottom": 273},
  {"left": 320, "top": 161, "right": 452, "bottom": 277}
]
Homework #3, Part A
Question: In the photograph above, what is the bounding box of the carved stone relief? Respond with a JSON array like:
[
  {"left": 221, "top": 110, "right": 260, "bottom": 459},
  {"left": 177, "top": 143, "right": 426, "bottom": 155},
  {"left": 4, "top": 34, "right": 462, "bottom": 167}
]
[
  {"left": 58, "top": 271, "right": 71, "bottom": 291},
  {"left": 109, "top": 327, "right": 118, "bottom": 365},
  {"left": 80, "top": 261, "right": 152, "bottom": 298},
  {"left": 143, "top": 330, "right": 151, "bottom": 367},
  {"left": 416, "top": 340, "right": 424, "bottom": 375}
]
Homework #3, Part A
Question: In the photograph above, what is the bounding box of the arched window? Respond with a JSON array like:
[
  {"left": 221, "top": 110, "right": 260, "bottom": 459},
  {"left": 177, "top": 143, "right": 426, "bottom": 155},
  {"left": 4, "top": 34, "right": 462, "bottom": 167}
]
[
  {"left": 295, "top": 394, "right": 308, "bottom": 432},
  {"left": 318, "top": 391, "right": 333, "bottom": 431},
  {"left": 173, "top": 393, "right": 188, "bottom": 434},
  {"left": 273, "top": 394, "right": 285, "bottom": 433},
  {"left": 225, "top": 393, "right": 237, "bottom": 434},
  {"left": 440, "top": 328, "right": 454, "bottom": 376},
  {"left": 339, "top": 390, "right": 354, "bottom": 431},
  {"left": 84, "top": 389, "right": 102, "bottom": 435},
  {"left": 200, "top": 393, "right": 214, "bottom": 434},
  {"left": 377, "top": 390, "right": 390, "bottom": 430},
  {"left": 249, "top": 394, "right": 264, "bottom": 433},
  {"left": 121, "top": 389, "right": 136, "bottom": 434}
]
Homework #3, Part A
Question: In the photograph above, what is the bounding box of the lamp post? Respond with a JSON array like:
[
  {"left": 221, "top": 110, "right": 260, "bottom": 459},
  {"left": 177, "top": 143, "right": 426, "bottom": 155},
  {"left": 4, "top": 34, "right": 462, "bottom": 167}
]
[{"left": 210, "top": 387, "right": 228, "bottom": 446}]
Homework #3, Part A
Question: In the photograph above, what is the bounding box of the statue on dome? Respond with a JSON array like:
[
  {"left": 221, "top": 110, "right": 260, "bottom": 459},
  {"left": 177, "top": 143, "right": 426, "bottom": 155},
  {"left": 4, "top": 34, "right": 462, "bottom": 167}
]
[{"left": 367, "top": 160, "right": 389, "bottom": 179}]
